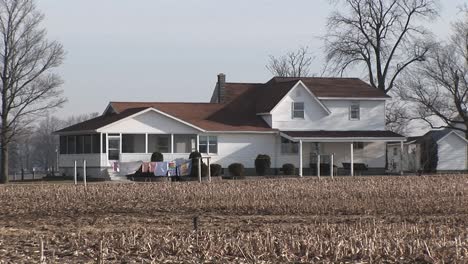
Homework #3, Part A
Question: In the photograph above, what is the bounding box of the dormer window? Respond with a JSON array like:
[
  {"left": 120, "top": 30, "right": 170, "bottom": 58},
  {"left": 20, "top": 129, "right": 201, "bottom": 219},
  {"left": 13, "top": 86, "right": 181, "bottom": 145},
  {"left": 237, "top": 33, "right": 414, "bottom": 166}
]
[
  {"left": 292, "top": 102, "right": 304, "bottom": 119},
  {"left": 350, "top": 102, "right": 360, "bottom": 120}
]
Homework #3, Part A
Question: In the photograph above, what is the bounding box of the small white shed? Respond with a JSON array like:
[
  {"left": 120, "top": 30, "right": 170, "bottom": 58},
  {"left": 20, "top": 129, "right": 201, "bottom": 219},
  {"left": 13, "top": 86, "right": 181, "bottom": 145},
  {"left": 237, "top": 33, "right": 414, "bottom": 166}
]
[
  {"left": 436, "top": 131, "right": 467, "bottom": 171},
  {"left": 388, "top": 129, "right": 468, "bottom": 173}
]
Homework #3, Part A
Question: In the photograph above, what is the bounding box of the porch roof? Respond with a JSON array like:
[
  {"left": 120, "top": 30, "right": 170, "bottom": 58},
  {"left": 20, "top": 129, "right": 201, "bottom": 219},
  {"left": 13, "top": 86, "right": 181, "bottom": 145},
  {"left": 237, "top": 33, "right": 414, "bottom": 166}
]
[{"left": 281, "top": 130, "right": 405, "bottom": 142}]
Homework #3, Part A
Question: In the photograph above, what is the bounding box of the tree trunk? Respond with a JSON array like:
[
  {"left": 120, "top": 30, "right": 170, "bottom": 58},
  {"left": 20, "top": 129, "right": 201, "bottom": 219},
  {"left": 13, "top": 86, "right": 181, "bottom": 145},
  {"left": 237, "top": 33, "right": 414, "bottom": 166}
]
[
  {"left": 465, "top": 131, "right": 468, "bottom": 171},
  {"left": 0, "top": 141, "right": 9, "bottom": 183}
]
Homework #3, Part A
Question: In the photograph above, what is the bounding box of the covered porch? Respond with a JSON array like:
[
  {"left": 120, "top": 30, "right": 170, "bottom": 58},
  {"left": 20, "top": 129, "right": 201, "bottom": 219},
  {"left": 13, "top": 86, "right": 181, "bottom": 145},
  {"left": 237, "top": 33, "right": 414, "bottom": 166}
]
[{"left": 280, "top": 131, "right": 406, "bottom": 176}]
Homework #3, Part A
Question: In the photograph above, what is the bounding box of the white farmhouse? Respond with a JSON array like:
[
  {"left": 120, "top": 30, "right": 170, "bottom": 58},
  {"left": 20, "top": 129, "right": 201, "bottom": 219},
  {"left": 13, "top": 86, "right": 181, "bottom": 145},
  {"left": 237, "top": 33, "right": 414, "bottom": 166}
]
[{"left": 55, "top": 74, "right": 405, "bottom": 178}]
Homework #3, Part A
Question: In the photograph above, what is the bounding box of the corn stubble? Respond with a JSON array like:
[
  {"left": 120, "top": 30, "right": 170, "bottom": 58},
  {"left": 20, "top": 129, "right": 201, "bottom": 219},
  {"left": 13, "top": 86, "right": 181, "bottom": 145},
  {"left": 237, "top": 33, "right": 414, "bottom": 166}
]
[{"left": 0, "top": 175, "right": 467, "bottom": 263}]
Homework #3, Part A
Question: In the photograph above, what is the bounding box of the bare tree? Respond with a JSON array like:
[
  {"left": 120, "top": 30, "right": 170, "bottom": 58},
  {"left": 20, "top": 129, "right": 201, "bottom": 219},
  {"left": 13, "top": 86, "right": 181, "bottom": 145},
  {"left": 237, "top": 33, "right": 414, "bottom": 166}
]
[
  {"left": 385, "top": 98, "right": 410, "bottom": 135},
  {"left": 0, "top": 0, "right": 65, "bottom": 183},
  {"left": 266, "top": 46, "right": 314, "bottom": 77},
  {"left": 401, "top": 16, "right": 468, "bottom": 138},
  {"left": 324, "top": 0, "right": 438, "bottom": 93},
  {"left": 30, "top": 115, "right": 61, "bottom": 172},
  {"left": 61, "top": 112, "right": 99, "bottom": 128}
]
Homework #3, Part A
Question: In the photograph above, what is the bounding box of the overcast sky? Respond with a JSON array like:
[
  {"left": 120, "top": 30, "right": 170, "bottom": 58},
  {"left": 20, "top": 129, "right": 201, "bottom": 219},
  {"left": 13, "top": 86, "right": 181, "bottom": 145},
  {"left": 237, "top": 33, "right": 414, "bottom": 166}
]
[{"left": 38, "top": 0, "right": 465, "bottom": 121}]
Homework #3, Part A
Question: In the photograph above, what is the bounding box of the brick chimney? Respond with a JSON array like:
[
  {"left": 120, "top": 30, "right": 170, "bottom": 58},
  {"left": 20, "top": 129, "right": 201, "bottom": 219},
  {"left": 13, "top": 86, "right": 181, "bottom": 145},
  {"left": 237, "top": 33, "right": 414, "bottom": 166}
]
[{"left": 217, "top": 73, "right": 226, "bottom": 103}]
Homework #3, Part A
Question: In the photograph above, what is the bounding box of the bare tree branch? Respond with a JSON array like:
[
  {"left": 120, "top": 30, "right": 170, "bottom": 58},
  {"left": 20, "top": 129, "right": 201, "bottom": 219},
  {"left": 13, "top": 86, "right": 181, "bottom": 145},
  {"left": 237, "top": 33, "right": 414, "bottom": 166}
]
[
  {"left": 324, "top": 0, "right": 438, "bottom": 93},
  {"left": 266, "top": 46, "right": 315, "bottom": 77},
  {"left": 401, "top": 15, "right": 468, "bottom": 138}
]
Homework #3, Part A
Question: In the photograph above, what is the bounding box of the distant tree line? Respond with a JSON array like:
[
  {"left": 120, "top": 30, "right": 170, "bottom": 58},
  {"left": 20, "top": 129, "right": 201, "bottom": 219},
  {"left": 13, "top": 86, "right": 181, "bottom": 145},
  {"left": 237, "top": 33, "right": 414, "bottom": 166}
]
[{"left": 8, "top": 112, "right": 98, "bottom": 176}]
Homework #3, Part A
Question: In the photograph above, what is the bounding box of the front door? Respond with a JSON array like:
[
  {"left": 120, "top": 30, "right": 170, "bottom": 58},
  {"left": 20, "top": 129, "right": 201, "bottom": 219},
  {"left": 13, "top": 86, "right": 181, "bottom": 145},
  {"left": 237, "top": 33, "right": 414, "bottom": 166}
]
[{"left": 108, "top": 137, "right": 120, "bottom": 161}]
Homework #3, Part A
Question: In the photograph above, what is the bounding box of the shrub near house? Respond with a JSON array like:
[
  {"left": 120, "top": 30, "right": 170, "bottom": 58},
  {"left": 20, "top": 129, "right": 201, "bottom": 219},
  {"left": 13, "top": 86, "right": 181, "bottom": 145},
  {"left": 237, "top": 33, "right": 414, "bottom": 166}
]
[
  {"left": 228, "top": 163, "right": 245, "bottom": 177},
  {"left": 255, "top": 154, "right": 271, "bottom": 176}
]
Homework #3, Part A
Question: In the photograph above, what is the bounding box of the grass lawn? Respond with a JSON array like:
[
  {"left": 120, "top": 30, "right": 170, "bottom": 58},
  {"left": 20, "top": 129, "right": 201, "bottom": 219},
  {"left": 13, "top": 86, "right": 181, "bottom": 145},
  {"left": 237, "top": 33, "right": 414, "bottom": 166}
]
[{"left": 0, "top": 175, "right": 467, "bottom": 263}]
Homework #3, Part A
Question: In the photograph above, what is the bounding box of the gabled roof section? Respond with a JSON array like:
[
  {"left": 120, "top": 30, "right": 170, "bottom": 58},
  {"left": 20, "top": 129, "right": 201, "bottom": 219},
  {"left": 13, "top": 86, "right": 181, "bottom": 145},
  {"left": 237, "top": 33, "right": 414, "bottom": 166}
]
[
  {"left": 55, "top": 107, "right": 148, "bottom": 134},
  {"left": 57, "top": 101, "right": 275, "bottom": 134},
  {"left": 221, "top": 77, "right": 390, "bottom": 114},
  {"left": 435, "top": 130, "right": 468, "bottom": 144},
  {"left": 270, "top": 77, "right": 391, "bottom": 98},
  {"left": 269, "top": 80, "right": 331, "bottom": 115},
  {"left": 97, "top": 107, "right": 207, "bottom": 132}
]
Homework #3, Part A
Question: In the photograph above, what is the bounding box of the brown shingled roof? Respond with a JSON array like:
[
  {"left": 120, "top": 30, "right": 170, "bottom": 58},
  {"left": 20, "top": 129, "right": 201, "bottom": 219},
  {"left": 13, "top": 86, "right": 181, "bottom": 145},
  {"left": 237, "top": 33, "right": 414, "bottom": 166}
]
[
  {"left": 55, "top": 108, "right": 147, "bottom": 133},
  {"left": 56, "top": 77, "right": 391, "bottom": 133},
  {"left": 271, "top": 77, "right": 390, "bottom": 98}
]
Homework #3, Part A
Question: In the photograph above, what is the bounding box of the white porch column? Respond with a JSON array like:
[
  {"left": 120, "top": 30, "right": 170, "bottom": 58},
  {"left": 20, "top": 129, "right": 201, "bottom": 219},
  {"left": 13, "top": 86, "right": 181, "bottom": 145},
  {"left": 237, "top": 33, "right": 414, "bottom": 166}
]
[
  {"left": 299, "top": 140, "right": 303, "bottom": 177},
  {"left": 105, "top": 133, "right": 109, "bottom": 156},
  {"left": 99, "top": 133, "right": 103, "bottom": 154},
  {"left": 119, "top": 133, "right": 122, "bottom": 155},
  {"left": 105, "top": 133, "right": 109, "bottom": 167},
  {"left": 145, "top": 133, "right": 148, "bottom": 154},
  {"left": 171, "top": 134, "right": 174, "bottom": 154},
  {"left": 400, "top": 141, "right": 404, "bottom": 175},
  {"left": 350, "top": 142, "right": 354, "bottom": 176},
  {"left": 330, "top": 153, "right": 334, "bottom": 178},
  {"left": 317, "top": 154, "right": 321, "bottom": 178},
  {"left": 196, "top": 135, "right": 200, "bottom": 152}
]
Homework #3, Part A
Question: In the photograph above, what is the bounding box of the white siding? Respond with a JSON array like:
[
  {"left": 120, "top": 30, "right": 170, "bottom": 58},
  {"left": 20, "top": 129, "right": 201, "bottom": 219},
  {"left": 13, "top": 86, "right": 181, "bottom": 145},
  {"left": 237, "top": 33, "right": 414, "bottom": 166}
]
[
  {"left": 99, "top": 110, "right": 199, "bottom": 134},
  {"left": 437, "top": 134, "right": 467, "bottom": 171},
  {"left": 270, "top": 83, "right": 386, "bottom": 130},
  {"left": 59, "top": 154, "right": 107, "bottom": 178},
  {"left": 59, "top": 154, "right": 102, "bottom": 168},
  {"left": 208, "top": 134, "right": 277, "bottom": 168}
]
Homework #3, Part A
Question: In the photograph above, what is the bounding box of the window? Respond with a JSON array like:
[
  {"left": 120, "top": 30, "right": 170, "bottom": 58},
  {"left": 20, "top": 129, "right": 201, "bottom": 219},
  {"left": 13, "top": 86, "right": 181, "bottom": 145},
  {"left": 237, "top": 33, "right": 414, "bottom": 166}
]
[
  {"left": 353, "top": 142, "right": 365, "bottom": 150},
  {"left": 292, "top": 102, "right": 305, "bottom": 119},
  {"left": 59, "top": 136, "right": 67, "bottom": 154},
  {"left": 350, "top": 103, "right": 360, "bottom": 120},
  {"left": 281, "top": 137, "right": 299, "bottom": 154},
  {"left": 108, "top": 137, "right": 120, "bottom": 160},
  {"left": 148, "top": 134, "right": 170, "bottom": 153},
  {"left": 102, "top": 134, "right": 107, "bottom": 153},
  {"left": 92, "top": 134, "right": 101, "bottom": 153},
  {"left": 76, "top": 135, "right": 84, "bottom": 154},
  {"left": 393, "top": 147, "right": 398, "bottom": 156},
  {"left": 84, "top": 135, "right": 92, "bottom": 153},
  {"left": 199, "top": 136, "right": 218, "bottom": 154},
  {"left": 173, "top": 134, "right": 196, "bottom": 153},
  {"left": 67, "top": 136, "right": 76, "bottom": 154},
  {"left": 122, "top": 134, "right": 146, "bottom": 153}
]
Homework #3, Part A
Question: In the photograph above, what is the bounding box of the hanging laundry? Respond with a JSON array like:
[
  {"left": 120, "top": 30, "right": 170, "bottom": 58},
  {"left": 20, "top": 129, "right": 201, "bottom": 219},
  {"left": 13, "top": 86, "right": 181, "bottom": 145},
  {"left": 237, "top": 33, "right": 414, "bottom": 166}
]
[
  {"left": 118, "top": 161, "right": 143, "bottom": 176},
  {"left": 167, "top": 161, "right": 177, "bottom": 176},
  {"left": 154, "top": 162, "right": 168, "bottom": 176},
  {"left": 148, "top": 162, "right": 157, "bottom": 173},
  {"left": 141, "top": 162, "right": 150, "bottom": 173},
  {"left": 177, "top": 160, "right": 192, "bottom": 176},
  {"left": 113, "top": 162, "right": 119, "bottom": 172}
]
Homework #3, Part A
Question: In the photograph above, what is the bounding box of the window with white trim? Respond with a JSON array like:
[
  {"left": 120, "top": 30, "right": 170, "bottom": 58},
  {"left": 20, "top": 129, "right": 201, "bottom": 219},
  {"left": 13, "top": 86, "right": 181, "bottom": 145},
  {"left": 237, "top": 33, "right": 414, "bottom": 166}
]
[
  {"left": 148, "top": 134, "right": 170, "bottom": 153},
  {"left": 199, "top": 136, "right": 218, "bottom": 154},
  {"left": 292, "top": 102, "right": 305, "bottom": 119},
  {"left": 350, "top": 103, "right": 360, "bottom": 120},
  {"left": 173, "top": 134, "right": 197, "bottom": 153},
  {"left": 281, "top": 137, "right": 299, "bottom": 154},
  {"left": 122, "top": 134, "right": 146, "bottom": 153}
]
